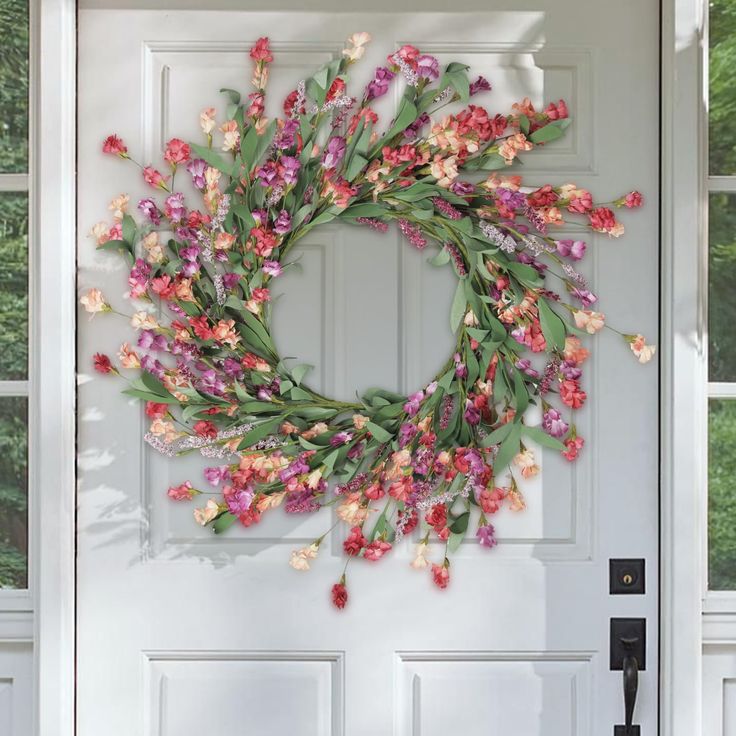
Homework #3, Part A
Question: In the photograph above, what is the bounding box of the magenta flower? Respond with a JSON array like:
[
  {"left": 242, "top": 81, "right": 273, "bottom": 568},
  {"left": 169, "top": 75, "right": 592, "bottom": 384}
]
[
  {"left": 322, "top": 137, "right": 346, "bottom": 169},
  {"left": 204, "top": 466, "right": 230, "bottom": 486},
  {"left": 280, "top": 156, "right": 301, "bottom": 185},
  {"left": 225, "top": 486, "right": 254, "bottom": 515},
  {"left": 186, "top": 158, "right": 207, "bottom": 189},
  {"left": 164, "top": 192, "right": 186, "bottom": 223},
  {"left": 476, "top": 524, "right": 497, "bottom": 548},
  {"left": 365, "top": 66, "right": 395, "bottom": 101},
  {"left": 416, "top": 55, "right": 439, "bottom": 81},
  {"left": 138, "top": 198, "right": 161, "bottom": 225},
  {"left": 556, "top": 239, "right": 586, "bottom": 260},
  {"left": 463, "top": 400, "right": 481, "bottom": 425},
  {"left": 262, "top": 260, "right": 282, "bottom": 277},
  {"left": 469, "top": 75, "right": 492, "bottom": 96},
  {"left": 542, "top": 407, "right": 569, "bottom": 438},
  {"left": 273, "top": 209, "right": 292, "bottom": 234},
  {"left": 403, "top": 390, "right": 424, "bottom": 417},
  {"left": 257, "top": 160, "right": 281, "bottom": 188},
  {"left": 330, "top": 431, "right": 354, "bottom": 446}
]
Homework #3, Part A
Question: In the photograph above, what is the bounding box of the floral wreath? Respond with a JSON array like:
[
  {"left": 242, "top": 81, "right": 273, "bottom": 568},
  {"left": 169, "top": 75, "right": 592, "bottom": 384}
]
[{"left": 83, "top": 34, "right": 654, "bottom": 609}]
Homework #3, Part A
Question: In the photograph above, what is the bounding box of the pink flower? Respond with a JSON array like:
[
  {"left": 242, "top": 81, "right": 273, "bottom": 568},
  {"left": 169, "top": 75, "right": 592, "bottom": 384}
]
[
  {"left": 562, "top": 436, "right": 585, "bottom": 461},
  {"left": 364, "top": 540, "right": 392, "bottom": 561},
  {"left": 102, "top": 134, "right": 128, "bottom": 157},
  {"left": 163, "top": 138, "right": 191, "bottom": 166},
  {"left": 93, "top": 353, "right": 113, "bottom": 374},
  {"left": 142, "top": 166, "right": 170, "bottom": 190},
  {"left": 167, "top": 481, "right": 196, "bottom": 501},
  {"left": 560, "top": 380, "right": 587, "bottom": 409},
  {"left": 624, "top": 191, "right": 643, "bottom": 208},
  {"left": 250, "top": 37, "right": 273, "bottom": 63},
  {"left": 431, "top": 562, "right": 450, "bottom": 589},
  {"left": 331, "top": 581, "right": 348, "bottom": 609},
  {"left": 629, "top": 334, "right": 656, "bottom": 364}
]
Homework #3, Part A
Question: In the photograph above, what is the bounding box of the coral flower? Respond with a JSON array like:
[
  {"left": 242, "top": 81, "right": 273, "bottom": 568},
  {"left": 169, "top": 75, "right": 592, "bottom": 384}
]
[
  {"left": 80, "top": 288, "right": 109, "bottom": 314},
  {"left": 573, "top": 310, "right": 605, "bottom": 334},
  {"left": 331, "top": 581, "right": 348, "bottom": 609},
  {"left": 163, "top": 137, "right": 191, "bottom": 166},
  {"left": 93, "top": 353, "right": 113, "bottom": 374},
  {"left": 629, "top": 334, "right": 657, "bottom": 364},
  {"left": 432, "top": 561, "right": 450, "bottom": 589},
  {"left": 102, "top": 134, "right": 128, "bottom": 157}
]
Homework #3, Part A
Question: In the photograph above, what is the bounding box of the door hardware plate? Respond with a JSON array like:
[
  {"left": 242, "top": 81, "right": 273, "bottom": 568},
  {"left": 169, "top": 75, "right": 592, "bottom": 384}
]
[
  {"left": 614, "top": 726, "right": 641, "bottom": 735},
  {"left": 610, "top": 618, "right": 646, "bottom": 670},
  {"left": 609, "top": 558, "right": 645, "bottom": 595}
]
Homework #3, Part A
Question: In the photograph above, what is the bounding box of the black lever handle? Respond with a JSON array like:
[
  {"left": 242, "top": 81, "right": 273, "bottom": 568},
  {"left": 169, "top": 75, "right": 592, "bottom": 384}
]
[{"left": 621, "top": 637, "right": 639, "bottom": 734}]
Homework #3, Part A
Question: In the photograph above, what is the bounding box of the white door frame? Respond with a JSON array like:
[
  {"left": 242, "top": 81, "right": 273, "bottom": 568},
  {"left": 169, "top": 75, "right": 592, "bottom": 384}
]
[{"left": 34, "top": 1, "right": 705, "bottom": 734}]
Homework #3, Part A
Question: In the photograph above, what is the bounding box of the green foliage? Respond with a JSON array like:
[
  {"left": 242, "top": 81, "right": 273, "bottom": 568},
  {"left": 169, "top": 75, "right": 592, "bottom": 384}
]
[
  {"left": 0, "top": 397, "right": 27, "bottom": 588},
  {"left": 0, "top": 0, "right": 28, "bottom": 173},
  {"left": 0, "top": 0, "right": 29, "bottom": 588}
]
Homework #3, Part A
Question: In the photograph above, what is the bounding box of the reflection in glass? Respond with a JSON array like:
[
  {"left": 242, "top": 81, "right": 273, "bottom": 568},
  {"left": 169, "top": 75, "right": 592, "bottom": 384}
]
[
  {"left": 0, "top": 396, "right": 27, "bottom": 588},
  {"left": 0, "top": 0, "right": 29, "bottom": 173},
  {"left": 0, "top": 191, "right": 27, "bottom": 380}
]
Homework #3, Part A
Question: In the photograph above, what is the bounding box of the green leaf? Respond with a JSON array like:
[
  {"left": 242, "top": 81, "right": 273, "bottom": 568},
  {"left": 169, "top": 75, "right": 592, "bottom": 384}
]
[
  {"left": 213, "top": 513, "right": 237, "bottom": 534},
  {"left": 236, "top": 417, "right": 282, "bottom": 450},
  {"left": 251, "top": 119, "right": 277, "bottom": 168},
  {"left": 512, "top": 368, "right": 530, "bottom": 414},
  {"left": 479, "top": 422, "right": 514, "bottom": 447},
  {"left": 506, "top": 261, "right": 543, "bottom": 287},
  {"left": 121, "top": 214, "right": 137, "bottom": 245},
  {"left": 341, "top": 203, "right": 387, "bottom": 219},
  {"left": 289, "top": 386, "right": 312, "bottom": 401},
  {"left": 291, "top": 363, "right": 313, "bottom": 386},
  {"left": 537, "top": 298, "right": 567, "bottom": 351},
  {"left": 466, "top": 327, "right": 489, "bottom": 342},
  {"left": 450, "top": 280, "right": 466, "bottom": 332},
  {"left": 345, "top": 153, "right": 368, "bottom": 182},
  {"left": 371, "top": 98, "right": 418, "bottom": 155},
  {"left": 450, "top": 511, "right": 470, "bottom": 534},
  {"left": 448, "top": 531, "right": 465, "bottom": 553},
  {"left": 366, "top": 421, "right": 392, "bottom": 443},
  {"left": 190, "top": 143, "right": 237, "bottom": 177},
  {"left": 528, "top": 118, "right": 572, "bottom": 144},
  {"left": 518, "top": 114, "right": 530, "bottom": 135},
  {"left": 122, "top": 388, "right": 179, "bottom": 405},
  {"left": 429, "top": 248, "right": 451, "bottom": 266},
  {"left": 219, "top": 88, "right": 241, "bottom": 105},
  {"left": 494, "top": 423, "right": 522, "bottom": 473},
  {"left": 522, "top": 425, "right": 566, "bottom": 451},
  {"left": 139, "top": 372, "right": 170, "bottom": 398}
]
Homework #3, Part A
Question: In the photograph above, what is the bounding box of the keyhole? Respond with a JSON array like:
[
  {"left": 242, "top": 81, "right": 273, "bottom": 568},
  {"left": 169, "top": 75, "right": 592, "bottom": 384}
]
[{"left": 623, "top": 574, "right": 634, "bottom": 585}]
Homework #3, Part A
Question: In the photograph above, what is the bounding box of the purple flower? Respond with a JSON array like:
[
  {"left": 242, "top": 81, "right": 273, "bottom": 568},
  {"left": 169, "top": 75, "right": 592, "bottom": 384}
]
[
  {"left": 165, "top": 192, "right": 186, "bottom": 224},
  {"left": 398, "top": 219, "right": 427, "bottom": 250},
  {"left": 556, "top": 239, "right": 586, "bottom": 261},
  {"left": 262, "top": 260, "right": 282, "bottom": 277},
  {"left": 222, "top": 357, "right": 244, "bottom": 379},
  {"left": 399, "top": 422, "right": 418, "bottom": 448},
  {"left": 511, "top": 325, "right": 528, "bottom": 346},
  {"left": 570, "top": 287, "right": 597, "bottom": 307},
  {"left": 251, "top": 208, "right": 268, "bottom": 226},
  {"left": 273, "top": 209, "right": 292, "bottom": 234},
  {"left": 186, "top": 158, "right": 207, "bottom": 189},
  {"left": 280, "top": 156, "right": 301, "bottom": 185},
  {"left": 451, "top": 180, "right": 475, "bottom": 196},
  {"left": 403, "top": 390, "right": 424, "bottom": 417},
  {"left": 226, "top": 486, "right": 254, "bottom": 515},
  {"left": 416, "top": 55, "right": 439, "bottom": 81},
  {"left": 347, "top": 441, "right": 365, "bottom": 460},
  {"left": 330, "top": 431, "right": 353, "bottom": 447},
  {"left": 138, "top": 198, "right": 161, "bottom": 225},
  {"left": 469, "top": 76, "right": 492, "bottom": 96},
  {"left": 476, "top": 523, "right": 497, "bottom": 548},
  {"left": 141, "top": 355, "right": 165, "bottom": 379},
  {"left": 279, "top": 455, "right": 311, "bottom": 482},
  {"left": 542, "top": 407, "right": 569, "bottom": 438},
  {"left": 284, "top": 489, "right": 320, "bottom": 514},
  {"left": 138, "top": 330, "right": 168, "bottom": 351},
  {"left": 256, "top": 160, "right": 281, "bottom": 188},
  {"left": 403, "top": 111, "right": 430, "bottom": 140},
  {"left": 365, "top": 66, "right": 395, "bottom": 101},
  {"left": 560, "top": 360, "right": 582, "bottom": 380},
  {"left": 181, "top": 260, "right": 200, "bottom": 278},
  {"left": 464, "top": 400, "right": 481, "bottom": 425},
  {"left": 496, "top": 187, "right": 528, "bottom": 211},
  {"left": 454, "top": 353, "right": 468, "bottom": 378},
  {"left": 199, "top": 369, "right": 226, "bottom": 395},
  {"left": 322, "top": 137, "right": 346, "bottom": 169},
  {"left": 273, "top": 118, "right": 299, "bottom": 150},
  {"left": 257, "top": 386, "right": 273, "bottom": 401},
  {"left": 426, "top": 380, "right": 438, "bottom": 395},
  {"left": 204, "top": 466, "right": 231, "bottom": 486},
  {"left": 222, "top": 272, "right": 241, "bottom": 290},
  {"left": 515, "top": 359, "right": 540, "bottom": 378}
]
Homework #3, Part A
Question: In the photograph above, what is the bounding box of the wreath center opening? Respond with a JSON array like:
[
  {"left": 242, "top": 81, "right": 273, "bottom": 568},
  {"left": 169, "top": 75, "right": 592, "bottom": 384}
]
[{"left": 270, "top": 223, "right": 457, "bottom": 404}]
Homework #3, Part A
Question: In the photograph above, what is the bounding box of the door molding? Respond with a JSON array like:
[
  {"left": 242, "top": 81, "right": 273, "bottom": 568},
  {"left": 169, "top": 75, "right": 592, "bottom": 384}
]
[
  {"left": 33, "top": 1, "right": 76, "bottom": 735},
  {"left": 660, "top": 0, "right": 706, "bottom": 733},
  {"left": 36, "top": 1, "right": 703, "bottom": 733}
]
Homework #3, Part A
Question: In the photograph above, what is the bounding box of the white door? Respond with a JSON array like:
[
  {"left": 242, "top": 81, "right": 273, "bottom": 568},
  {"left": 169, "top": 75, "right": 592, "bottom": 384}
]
[{"left": 77, "top": 5, "right": 660, "bottom": 735}]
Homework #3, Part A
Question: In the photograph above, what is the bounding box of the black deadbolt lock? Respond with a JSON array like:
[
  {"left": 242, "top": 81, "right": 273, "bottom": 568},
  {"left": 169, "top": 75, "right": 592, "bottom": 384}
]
[{"left": 609, "top": 558, "right": 645, "bottom": 595}]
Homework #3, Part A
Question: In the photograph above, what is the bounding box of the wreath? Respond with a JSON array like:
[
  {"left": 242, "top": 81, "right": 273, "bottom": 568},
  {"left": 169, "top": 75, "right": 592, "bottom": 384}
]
[{"left": 83, "top": 34, "right": 654, "bottom": 609}]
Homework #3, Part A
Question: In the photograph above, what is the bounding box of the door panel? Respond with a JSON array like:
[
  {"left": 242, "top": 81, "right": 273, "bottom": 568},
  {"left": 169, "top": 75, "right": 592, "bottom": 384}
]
[{"left": 77, "top": 6, "right": 659, "bottom": 735}]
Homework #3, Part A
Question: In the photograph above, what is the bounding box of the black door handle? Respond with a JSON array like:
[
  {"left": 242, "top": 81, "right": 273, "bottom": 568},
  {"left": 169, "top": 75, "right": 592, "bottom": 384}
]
[{"left": 621, "top": 637, "right": 639, "bottom": 734}]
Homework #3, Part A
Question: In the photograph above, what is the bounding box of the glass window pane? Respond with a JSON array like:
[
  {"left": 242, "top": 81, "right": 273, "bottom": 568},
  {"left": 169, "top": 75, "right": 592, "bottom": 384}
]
[
  {"left": 710, "top": 0, "right": 736, "bottom": 174},
  {"left": 0, "top": 396, "right": 27, "bottom": 589},
  {"left": 709, "top": 399, "right": 736, "bottom": 589},
  {"left": 708, "top": 192, "right": 736, "bottom": 381},
  {"left": 0, "top": 1, "right": 28, "bottom": 173},
  {"left": 0, "top": 192, "right": 27, "bottom": 380}
]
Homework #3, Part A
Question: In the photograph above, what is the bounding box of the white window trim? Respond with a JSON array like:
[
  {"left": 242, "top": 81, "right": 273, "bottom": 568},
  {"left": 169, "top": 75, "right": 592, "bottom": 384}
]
[
  {"left": 31, "top": 0, "right": 706, "bottom": 734},
  {"left": 33, "top": 1, "right": 76, "bottom": 734}
]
